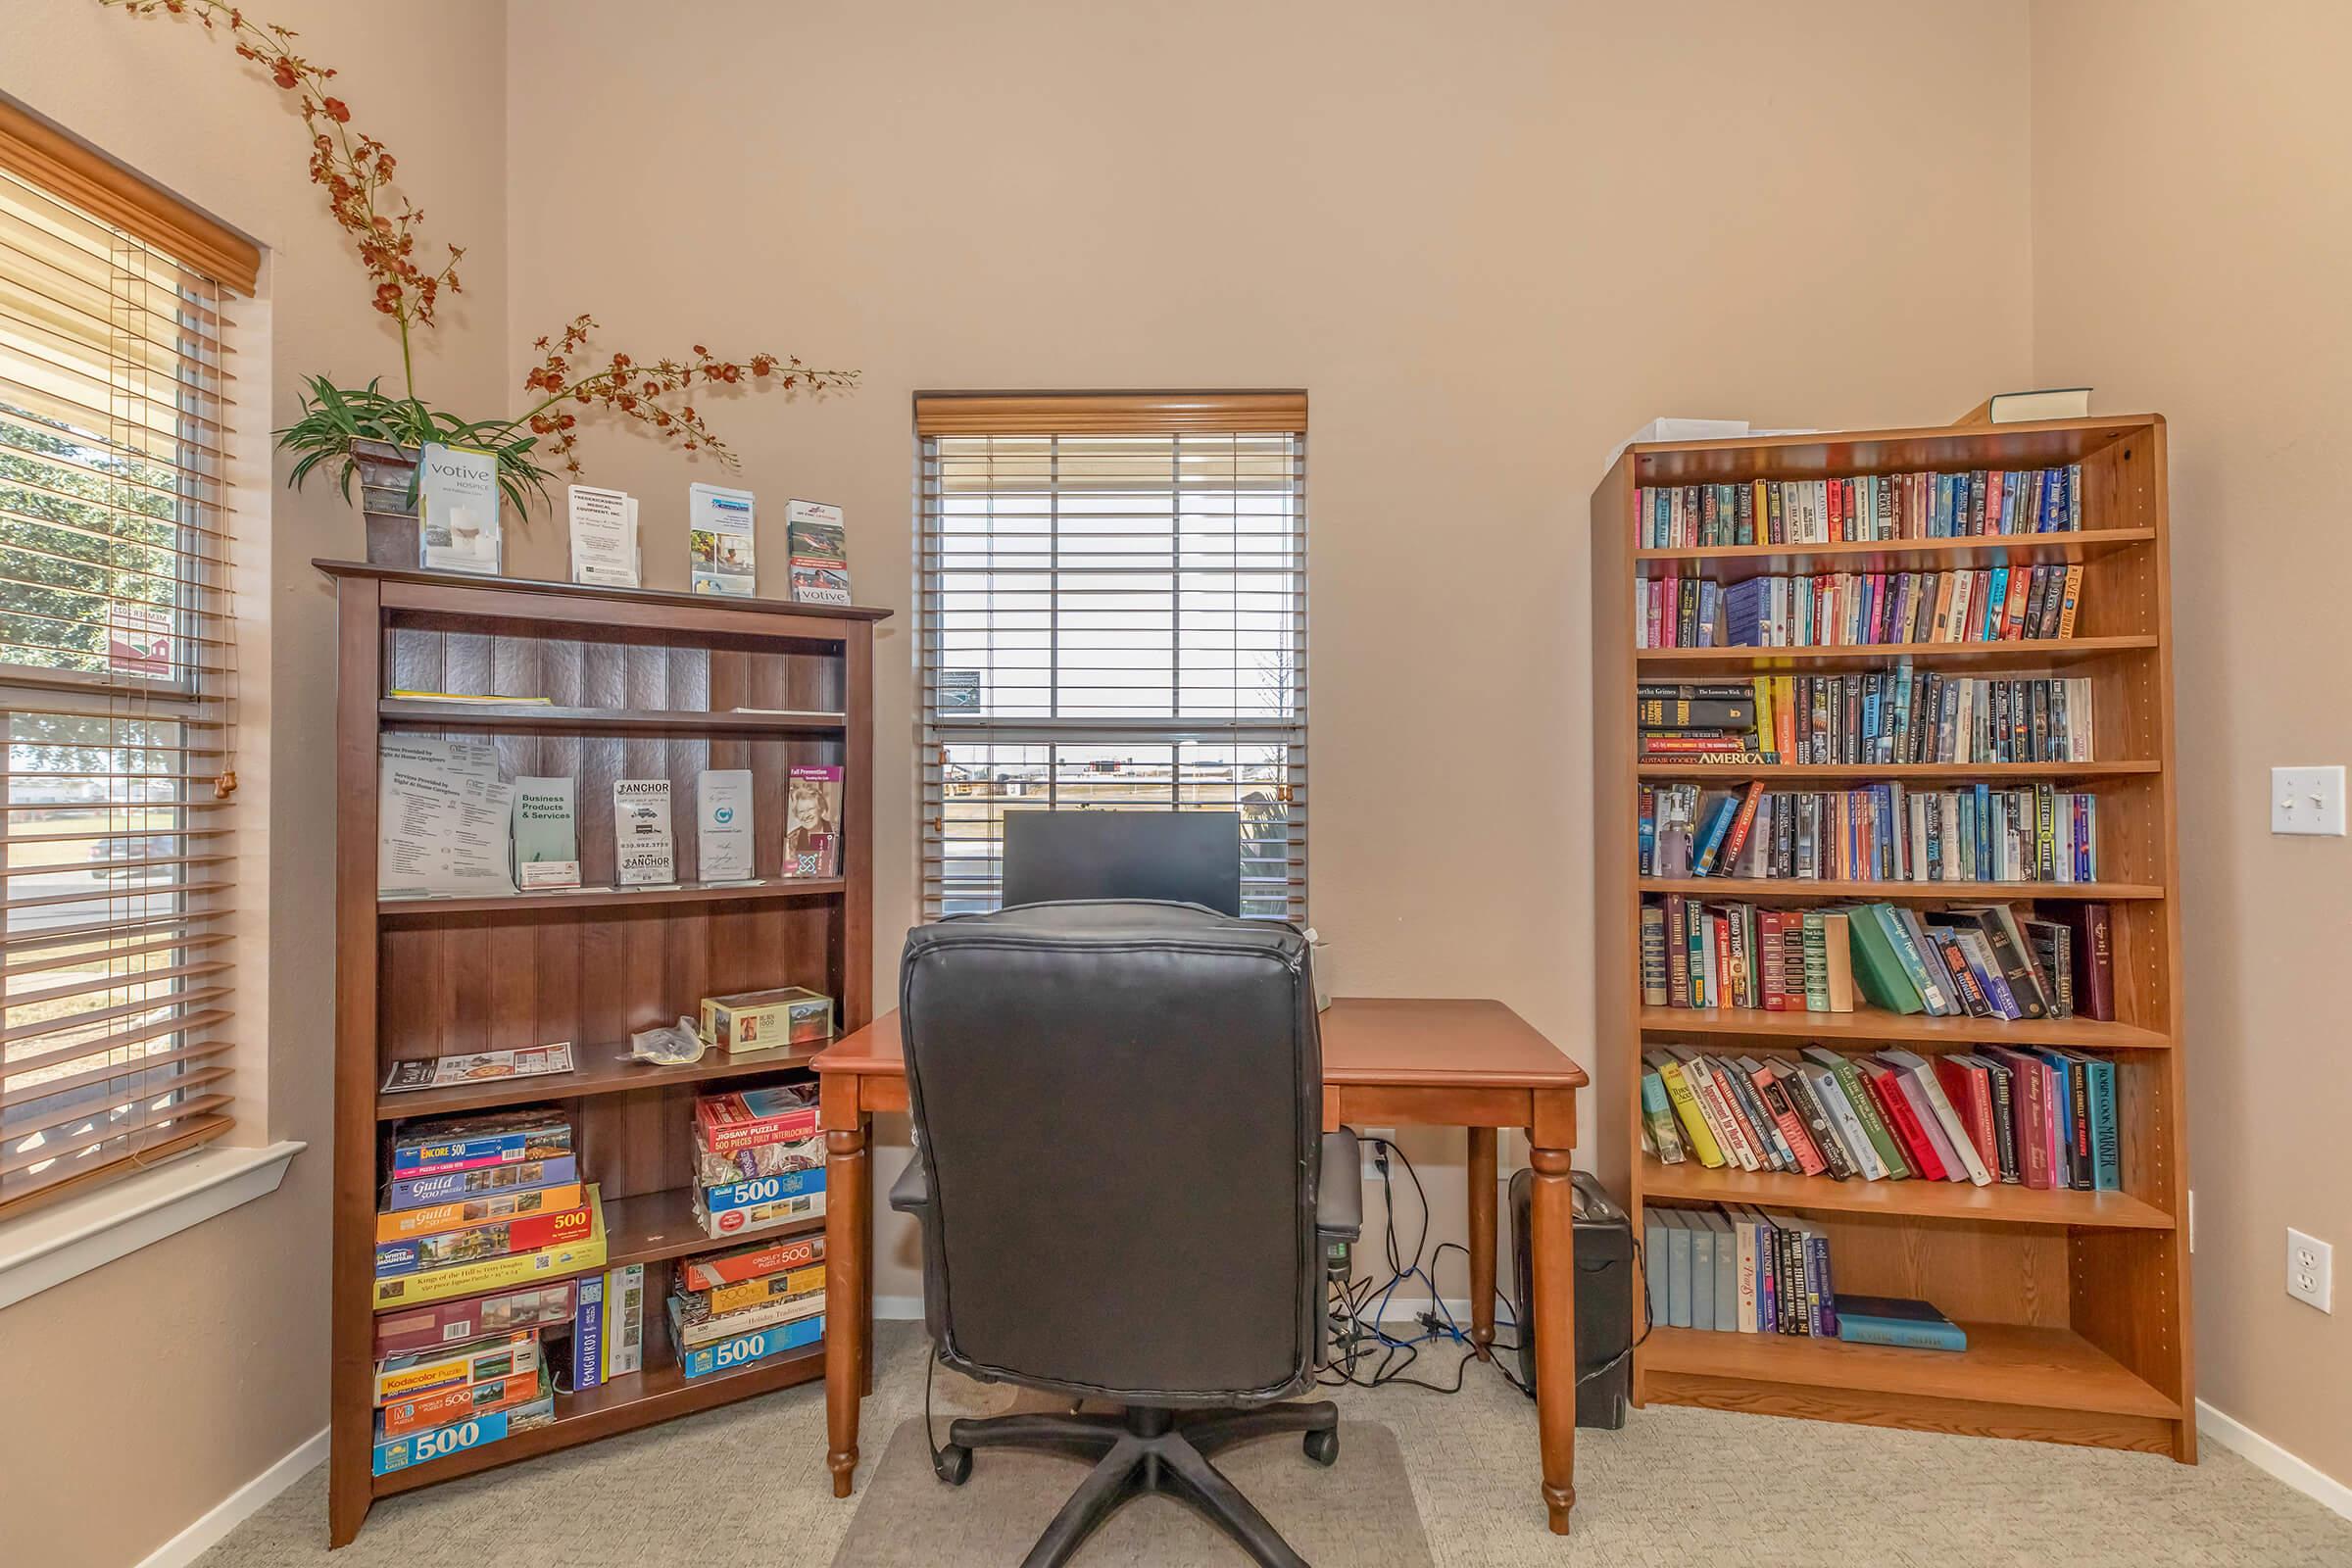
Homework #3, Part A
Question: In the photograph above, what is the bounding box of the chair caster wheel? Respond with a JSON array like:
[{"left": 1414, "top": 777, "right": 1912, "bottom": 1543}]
[
  {"left": 933, "top": 1444, "right": 972, "bottom": 1486},
  {"left": 1303, "top": 1427, "right": 1339, "bottom": 1466}
]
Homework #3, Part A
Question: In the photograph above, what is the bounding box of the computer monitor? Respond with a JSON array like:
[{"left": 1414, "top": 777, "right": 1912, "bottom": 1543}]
[{"left": 1001, "top": 810, "right": 1242, "bottom": 916}]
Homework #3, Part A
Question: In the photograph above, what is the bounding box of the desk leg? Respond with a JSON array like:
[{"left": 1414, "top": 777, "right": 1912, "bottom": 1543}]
[
  {"left": 825, "top": 1117, "right": 870, "bottom": 1499},
  {"left": 1528, "top": 1143, "right": 1577, "bottom": 1535},
  {"left": 1467, "top": 1127, "right": 1497, "bottom": 1359}
]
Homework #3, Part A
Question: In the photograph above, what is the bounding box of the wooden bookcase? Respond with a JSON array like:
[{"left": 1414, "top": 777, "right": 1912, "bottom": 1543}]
[
  {"left": 1588, "top": 417, "right": 2194, "bottom": 1458},
  {"left": 319, "top": 562, "right": 888, "bottom": 1544}
]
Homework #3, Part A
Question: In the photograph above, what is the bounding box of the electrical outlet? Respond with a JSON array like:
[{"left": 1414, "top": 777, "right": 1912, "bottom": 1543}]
[
  {"left": 1360, "top": 1127, "right": 1395, "bottom": 1179},
  {"left": 2288, "top": 1228, "right": 2332, "bottom": 1313},
  {"left": 2271, "top": 766, "right": 2347, "bottom": 836}
]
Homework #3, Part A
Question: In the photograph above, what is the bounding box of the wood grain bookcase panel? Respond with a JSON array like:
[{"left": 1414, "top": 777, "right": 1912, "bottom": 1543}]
[
  {"left": 319, "top": 561, "right": 888, "bottom": 1544},
  {"left": 1588, "top": 416, "right": 2194, "bottom": 1459}
]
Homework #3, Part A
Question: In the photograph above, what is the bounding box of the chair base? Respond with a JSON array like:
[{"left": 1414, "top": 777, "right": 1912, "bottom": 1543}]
[{"left": 940, "top": 1398, "right": 1341, "bottom": 1568}]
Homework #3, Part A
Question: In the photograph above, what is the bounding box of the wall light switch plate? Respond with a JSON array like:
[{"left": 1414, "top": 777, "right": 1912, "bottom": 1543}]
[
  {"left": 2288, "top": 1227, "right": 2332, "bottom": 1313},
  {"left": 2271, "top": 766, "right": 2347, "bottom": 836}
]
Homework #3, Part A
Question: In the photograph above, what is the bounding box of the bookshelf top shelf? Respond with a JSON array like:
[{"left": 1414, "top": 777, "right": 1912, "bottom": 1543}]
[
  {"left": 1636, "top": 636, "right": 2156, "bottom": 676},
  {"left": 376, "top": 877, "right": 846, "bottom": 917},
  {"left": 1641, "top": 1322, "right": 2181, "bottom": 1419},
  {"left": 1641, "top": 1158, "right": 2176, "bottom": 1231},
  {"left": 1623, "top": 414, "right": 2163, "bottom": 486},
  {"left": 316, "top": 558, "right": 892, "bottom": 623},
  {"left": 379, "top": 700, "right": 848, "bottom": 734},
  {"left": 373, "top": 1041, "right": 824, "bottom": 1120},
  {"left": 1636, "top": 529, "right": 2153, "bottom": 580}
]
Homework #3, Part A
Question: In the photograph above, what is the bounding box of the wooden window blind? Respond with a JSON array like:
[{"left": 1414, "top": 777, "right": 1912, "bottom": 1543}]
[
  {"left": 0, "top": 141, "right": 244, "bottom": 1217},
  {"left": 916, "top": 393, "right": 1308, "bottom": 921}
]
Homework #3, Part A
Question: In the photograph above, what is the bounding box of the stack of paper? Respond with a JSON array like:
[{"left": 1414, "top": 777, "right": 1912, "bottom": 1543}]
[{"left": 378, "top": 738, "right": 515, "bottom": 897}]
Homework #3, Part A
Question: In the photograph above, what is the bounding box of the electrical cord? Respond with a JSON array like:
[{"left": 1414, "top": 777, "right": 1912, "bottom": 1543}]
[{"left": 1318, "top": 1135, "right": 1649, "bottom": 1400}]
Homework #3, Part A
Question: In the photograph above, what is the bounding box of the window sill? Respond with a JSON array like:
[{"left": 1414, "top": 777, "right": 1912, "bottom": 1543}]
[{"left": 0, "top": 1140, "right": 305, "bottom": 1311}]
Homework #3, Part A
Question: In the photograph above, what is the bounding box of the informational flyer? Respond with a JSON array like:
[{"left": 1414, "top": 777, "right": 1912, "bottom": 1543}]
[
  {"left": 417, "top": 443, "right": 503, "bottom": 575},
  {"left": 377, "top": 737, "right": 514, "bottom": 897},
  {"left": 567, "top": 484, "right": 640, "bottom": 588},
  {"left": 689, "top": 483, "right": 757, "bottom": 596}
]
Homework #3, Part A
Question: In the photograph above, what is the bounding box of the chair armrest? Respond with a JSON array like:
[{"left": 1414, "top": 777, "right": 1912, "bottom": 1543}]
[
  {"left": 1316, "top": 1130, "right": 1362, "bottom": 1242},
  {"left": 888, "top": 1151, "right": 930, "bottom": 1215}
]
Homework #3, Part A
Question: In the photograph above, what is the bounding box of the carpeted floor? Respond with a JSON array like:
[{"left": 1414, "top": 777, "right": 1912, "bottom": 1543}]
[{"left": 201, "top": 1322, "right": 2352, "bottom": 1567}]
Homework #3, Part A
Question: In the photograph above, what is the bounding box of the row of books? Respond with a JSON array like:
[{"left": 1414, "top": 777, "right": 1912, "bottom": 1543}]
[
  {"left": 1642, "top": 897, "right": 2113, "bottom": 1021},
  {"left": 1639, "top": 673, "right": 2096, "bottom": 768},
  {"left": 1644, "top": 1203, "right": 1967, "bottom": 1350},
  {"left": 1639, "top": 564, "right": 2084, "bottom": 650},
  {"left": 693, "top": 1083, "right": 826, "bottom": 1240},
  {"left": 1643, "top": 1040, "right": 2122, "bottom": 1193},
  {"left": 1642, "top": 1203, "right": 1834, "bottom": 1335},
  {"left": 1638, "top": 465, "right": 2085, "bottom": 550},
  {"left": 1644, "top": 780, "right": 2100, "bottom": 884}
]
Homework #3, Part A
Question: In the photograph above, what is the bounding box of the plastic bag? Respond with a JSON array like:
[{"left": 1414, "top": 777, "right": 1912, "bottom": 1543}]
[{"left": 629, "top": 1015, "right": 707, "bottom": 1065}]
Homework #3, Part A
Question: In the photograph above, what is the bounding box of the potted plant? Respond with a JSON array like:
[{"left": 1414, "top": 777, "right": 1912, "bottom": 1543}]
[{"left": 106, "top": 0, "right": 856, "bottom": 565}]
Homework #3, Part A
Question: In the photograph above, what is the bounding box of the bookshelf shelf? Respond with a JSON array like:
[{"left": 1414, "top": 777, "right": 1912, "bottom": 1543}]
[
  {"left": 1641, "top": 1323, "right": 2180, "bottom": 1420},
  {"left": 1637, "top": 1004, "right": 2172, "bottom": 1051},
  {"left": 1636, "top": 760, "right": 2159, "bottom": 784},
  {"left": 1592, "top": 417, "right": 2194, "bottom": 1460},
  {"left": 1636, "top": 635, "right": 2158, "bottom": 678},
  {"left": 377, "top": 876, "right": 847, "bottom": 916},
  {"left": 380, "top": 699, "right": 849, "bottom": 733},
  {"left": 375, "top": 1042, "right": 826, "bottom": 1120},
  {"left": 372, "top": 1336, "right": 826, "bottom": 1499},
  {"left": 1636, "top": 527, "right": 2156, "bottom": 580},
  {"left": 1640, "top": 1158, "right": 2175, "bottom": 1229},
  {"left": 322, "top": 561, "right": 885, "bottom": 1544},
  {"left": 1636, "top": 877, "right": 2164, "bottom": 902}
]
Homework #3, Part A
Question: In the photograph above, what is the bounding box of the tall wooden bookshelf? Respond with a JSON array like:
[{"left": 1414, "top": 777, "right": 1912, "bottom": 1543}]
[
  {"left": 1588, "top": 417, "right": 2194, "bottom": 1458},
  {"left": 320, "top": 562, "right": 888, "bottom": 1544}
]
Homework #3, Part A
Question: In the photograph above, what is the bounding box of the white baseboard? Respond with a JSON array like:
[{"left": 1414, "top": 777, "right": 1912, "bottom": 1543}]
[
  {"left": 2198, "top": 1398, "right": 2352, "bottom": 1524},
  {"left": 138, "top": 1425, "right": 326, "bottom": 1568}
]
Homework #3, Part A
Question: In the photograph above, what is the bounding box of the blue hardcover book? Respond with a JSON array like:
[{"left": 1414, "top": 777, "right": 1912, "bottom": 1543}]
[
  {"left": 1835, "top": 1295, "right": 1965, "bottom": 1351},
  {"left": 2082, "top": 1054, "right": 2121, "bottom": 1191},
  {"left": 1696, "top": 581, "right": 1722, "bottom": 648},
  {"left": 1639, "top": 793, "right": 1657, "bottom": 875},
  {"left": 1656, "top": 1209, "right": 1691, "bottom": 1328},
  {"left": 2035, "top": 1049, "right": 2080, "bottom": 1189},
  {"left": 1807, "top": 1229, "right": 1838, "bottom": 1337},
  {"left": 700, "top": 1166, "right": 828, "bottom": 1215},
  {"left": 1687, "top": 1214, "right": 1714, "bottom": 1331},
  {"left": 674, "top": 1311, "right": 825, "bottom": 1379},
  {"left": 1974, "top": 783, "right": 1993, "bottom": 882},
  {"left": 1690, "top": 797, "right": 1739, "bottom": 878},
  {"left": 1723, "top": 578, "right": 1771, "bottom": 648},
  {"left": 384, "top": 1155, "right": 579, "bottom": 1212}
]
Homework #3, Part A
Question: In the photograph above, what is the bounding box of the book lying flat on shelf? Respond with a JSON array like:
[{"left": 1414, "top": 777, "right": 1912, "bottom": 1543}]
[
  {"left": 1834, "top": 1295, "right": 1966, "bottom": 1350},
  {"left": 380, "top": 1042, "right": 575, "bottom": 1095},
  {"left": 612, "top": 778, "right": 675, "bottom": 886},
  {"left": 689, "top": 482, "right": 758, "bottom": 596}
]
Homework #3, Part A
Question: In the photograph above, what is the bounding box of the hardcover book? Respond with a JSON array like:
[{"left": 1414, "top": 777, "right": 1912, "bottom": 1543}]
[{"left": 1834, "top": 1295, "right": 1966, "bottom": 1351}]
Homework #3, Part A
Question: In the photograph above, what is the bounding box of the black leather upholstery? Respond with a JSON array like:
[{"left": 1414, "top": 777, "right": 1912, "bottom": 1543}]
[{"left": 894, "top": 900, "right": 1344, "bottom": 1407}]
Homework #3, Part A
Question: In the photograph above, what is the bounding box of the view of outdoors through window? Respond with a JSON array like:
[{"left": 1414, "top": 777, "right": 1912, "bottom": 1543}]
[{"left": 918, "top": 424, "right": 1307, "bottom": 919}]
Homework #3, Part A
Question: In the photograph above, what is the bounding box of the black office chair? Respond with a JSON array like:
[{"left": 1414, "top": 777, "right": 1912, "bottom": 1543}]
[{"left": 891, "top": 900, "right": 1361, "bottom": 1568}]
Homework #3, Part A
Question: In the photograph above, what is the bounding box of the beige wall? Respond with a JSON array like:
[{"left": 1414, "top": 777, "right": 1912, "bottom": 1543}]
[
  {"left": 2, "top": 2, "right": 2068, "bottom": 1559},
  {"left": 501, "top": 0, "right": 2035, "bottom": 1303},
  {"left": 2032, "top": 0, "right": 2352, "bottom": 1489},
  {"left": 0, "top": 4, "right": 509, "bottom": 1565}
]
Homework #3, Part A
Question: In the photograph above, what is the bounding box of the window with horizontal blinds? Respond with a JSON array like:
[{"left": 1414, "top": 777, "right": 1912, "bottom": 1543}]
[
  {"left": 0, "top": 157, "right": 242, "bottom": 1219},
  {"left": 916, "top": 393, "right": 1307, "bottom": 921}
]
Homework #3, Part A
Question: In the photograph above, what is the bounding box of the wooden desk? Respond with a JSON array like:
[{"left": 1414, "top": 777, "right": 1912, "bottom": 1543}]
[{"left": 812, "top": 996, "right": 1591, "bottom": 1535}]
